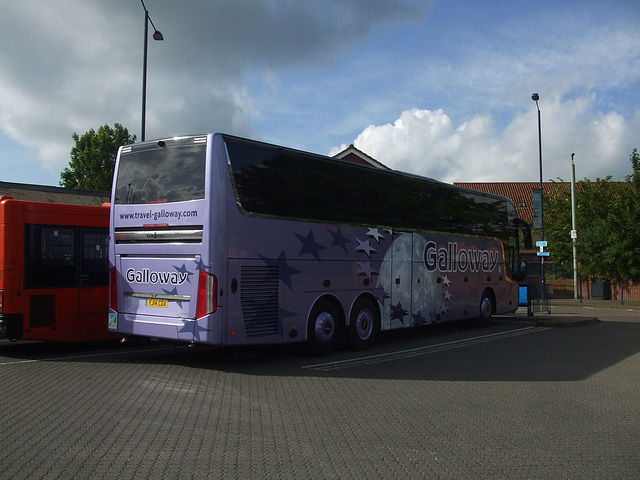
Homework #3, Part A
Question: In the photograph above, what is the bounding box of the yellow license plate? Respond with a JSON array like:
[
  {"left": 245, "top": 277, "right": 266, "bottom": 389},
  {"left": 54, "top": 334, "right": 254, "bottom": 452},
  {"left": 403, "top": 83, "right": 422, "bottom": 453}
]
[{"left": 146, "top": 299, "right": 168, "bottom": 308}]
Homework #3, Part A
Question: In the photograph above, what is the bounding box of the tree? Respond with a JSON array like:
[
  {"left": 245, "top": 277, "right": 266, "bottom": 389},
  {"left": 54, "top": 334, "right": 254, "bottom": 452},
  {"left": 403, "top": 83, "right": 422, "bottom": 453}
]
[
  {"left": 610, "top": 148, "right": 640, "bottom": 280},
  {"left": 545, "top": 149, "right": 640, "bottom": 281},
  {"left": 60, "top": 123, "right": 135, "bottom": 191}
]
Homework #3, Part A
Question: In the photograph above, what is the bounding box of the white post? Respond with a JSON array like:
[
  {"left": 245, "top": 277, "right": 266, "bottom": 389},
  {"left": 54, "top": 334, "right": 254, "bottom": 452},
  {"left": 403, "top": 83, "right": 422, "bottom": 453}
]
[{"left": 571, "top": 153, "right": 578, "bottom": 299}]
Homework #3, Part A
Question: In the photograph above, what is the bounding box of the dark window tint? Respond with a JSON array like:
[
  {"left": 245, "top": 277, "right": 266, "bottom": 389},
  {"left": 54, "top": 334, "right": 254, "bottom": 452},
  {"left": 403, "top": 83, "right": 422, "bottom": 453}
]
[
  {"left": 300, "top": 156, "right": 360, "bottom": 224},
  {"left": 403, "top": 177, "right": 474, "bottom": 234},
  {"left": 475, "top": 195, "right": 509, "bottom": 238},
  {"left": 24, "top": 225, "right": 109, "bottom": 289},
  {"left": 25, "top": 225, "right": 76, "bottom": 288},
  {"left": 114, "top": 141, "right": 206, "bottom": 204},
  {"left": 225, "top": 136, "right": 514, "bottom": 240},
  {"left": 227, "top": 141, "right": 302, "bottom": 218},
  {"left": 81, "top": 231, "right": 109, "bottom": 287}
]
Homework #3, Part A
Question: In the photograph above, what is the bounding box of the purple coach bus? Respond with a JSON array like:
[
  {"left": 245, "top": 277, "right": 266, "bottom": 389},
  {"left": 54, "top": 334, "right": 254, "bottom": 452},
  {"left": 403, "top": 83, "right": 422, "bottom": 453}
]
[{"left": 108, "top": 134, "right": 531, "bottom": 354}]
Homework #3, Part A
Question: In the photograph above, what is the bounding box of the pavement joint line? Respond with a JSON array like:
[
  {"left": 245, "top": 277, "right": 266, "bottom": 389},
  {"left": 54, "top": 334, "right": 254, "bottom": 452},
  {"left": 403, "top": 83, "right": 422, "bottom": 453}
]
[
  {"left": 303, "top": 326, "right": 542, "bottom": 371},
  {"left": 0, "top": 345, "right": 185, "bottom": 367}
]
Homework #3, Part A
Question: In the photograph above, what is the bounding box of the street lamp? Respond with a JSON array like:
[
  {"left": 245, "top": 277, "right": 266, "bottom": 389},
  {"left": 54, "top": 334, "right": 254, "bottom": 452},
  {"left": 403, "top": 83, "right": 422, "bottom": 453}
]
[
  {"left": 571, "top": 153, "right": 579, "bottom": 300},
  {"left": 532, "top": 92, "right": 545, "bottom": 306},
  {"left": 141, "top": 0, "right": 163, "bottom": 142}
]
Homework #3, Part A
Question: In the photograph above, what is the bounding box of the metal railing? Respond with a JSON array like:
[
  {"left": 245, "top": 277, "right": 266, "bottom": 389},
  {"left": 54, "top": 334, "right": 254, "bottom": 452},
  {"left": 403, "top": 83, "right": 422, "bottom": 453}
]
[{"left": 531, "top": 279, "right": 640, "bottom": 306}]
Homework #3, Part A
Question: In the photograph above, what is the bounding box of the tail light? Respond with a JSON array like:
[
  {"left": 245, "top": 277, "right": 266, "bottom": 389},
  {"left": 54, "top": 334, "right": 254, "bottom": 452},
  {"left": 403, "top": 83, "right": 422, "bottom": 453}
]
[
  {"left": 196, "top": 270, "right": 217, "bottom": 318},
  {"left": 109, "top": 268, "right": 118, "bottom": 311}
]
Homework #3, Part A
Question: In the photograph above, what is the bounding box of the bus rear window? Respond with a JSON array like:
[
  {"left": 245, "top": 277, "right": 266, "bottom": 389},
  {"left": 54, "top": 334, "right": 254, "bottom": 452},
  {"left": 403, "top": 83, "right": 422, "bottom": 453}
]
[{"left": 114, "top": 142, "right": 206, "bottom": 204}]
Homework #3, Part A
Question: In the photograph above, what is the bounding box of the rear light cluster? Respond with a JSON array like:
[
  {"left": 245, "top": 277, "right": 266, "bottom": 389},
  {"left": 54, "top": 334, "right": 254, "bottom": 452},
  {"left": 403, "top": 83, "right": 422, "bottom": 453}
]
[
  {"left": 109, "top": 268, "right": 118, "bottom": 311},
  {"left": 196, "top": 270, "right": 218, "bottom": 318}
]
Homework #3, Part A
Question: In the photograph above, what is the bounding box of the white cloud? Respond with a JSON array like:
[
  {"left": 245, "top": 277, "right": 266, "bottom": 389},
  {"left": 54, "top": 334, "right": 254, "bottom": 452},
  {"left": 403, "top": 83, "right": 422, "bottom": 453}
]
[
  {"left": 0, "top": 0, "right": 429, "bottom": 180},
  {"left": 338, "top": 95, "right": 640, "bottom": 183},
  {"left": 1, "top": 0, "right": 638, "bottom": 188}
]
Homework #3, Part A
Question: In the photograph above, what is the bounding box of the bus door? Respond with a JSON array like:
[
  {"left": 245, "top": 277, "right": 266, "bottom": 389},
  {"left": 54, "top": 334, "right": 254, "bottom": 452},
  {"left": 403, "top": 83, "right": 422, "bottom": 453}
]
[
  {"left": 384, "top": 232, "right": 414, "bottom": 330},
  {"left": 382, "top": 232, "right": 442, "bottom": 329},
  {"left": 24, "top": 225, "right": 109, "bottom": 341},
  {"left": 24, "top": 224, "right": 78, "bottom": 339}
]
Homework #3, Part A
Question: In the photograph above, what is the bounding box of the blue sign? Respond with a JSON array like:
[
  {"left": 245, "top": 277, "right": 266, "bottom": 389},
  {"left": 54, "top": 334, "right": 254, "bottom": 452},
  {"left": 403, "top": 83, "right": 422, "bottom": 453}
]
[
  {"left": 536, "top": 241, "right": 548, "bottom": 247},
  {"left": 537, "top": 251, "right": 550, "bottom": 257}
]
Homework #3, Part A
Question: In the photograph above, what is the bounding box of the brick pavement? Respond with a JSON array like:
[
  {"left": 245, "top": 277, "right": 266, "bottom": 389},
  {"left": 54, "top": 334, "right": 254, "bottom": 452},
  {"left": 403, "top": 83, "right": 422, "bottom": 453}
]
[{"left": 0, "top": 314, "right": 638, "bottom": 479}]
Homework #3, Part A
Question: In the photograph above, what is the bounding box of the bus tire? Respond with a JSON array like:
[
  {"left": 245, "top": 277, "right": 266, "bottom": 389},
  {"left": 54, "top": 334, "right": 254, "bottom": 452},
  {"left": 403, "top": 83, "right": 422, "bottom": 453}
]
[
  {"left": 307, "top": 299, "right": 341, "bottom": 356},
  {"left": 475, "top": 289, "right": 494, "bottom": 328},
  {"left": 348, "top": 297, "right": 380, "bottom": 350}
]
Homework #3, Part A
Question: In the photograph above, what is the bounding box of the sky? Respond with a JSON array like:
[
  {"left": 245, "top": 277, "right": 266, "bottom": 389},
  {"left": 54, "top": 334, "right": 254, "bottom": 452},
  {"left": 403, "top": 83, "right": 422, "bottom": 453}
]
[{"left": 1, "top": 0, "right": 639, "bottom": 187}]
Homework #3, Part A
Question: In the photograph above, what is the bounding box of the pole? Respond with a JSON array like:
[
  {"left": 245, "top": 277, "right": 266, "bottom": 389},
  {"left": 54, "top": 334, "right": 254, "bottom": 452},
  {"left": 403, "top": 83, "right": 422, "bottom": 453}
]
[
  {"left": 536, "top": 99, "right": 545, "bottom": 307},
  {"left": 142, "top": 8, "right": 149, "bottom": 142},
  {"left": 571, "top": 153, "right": 578, "bottom": 299}
]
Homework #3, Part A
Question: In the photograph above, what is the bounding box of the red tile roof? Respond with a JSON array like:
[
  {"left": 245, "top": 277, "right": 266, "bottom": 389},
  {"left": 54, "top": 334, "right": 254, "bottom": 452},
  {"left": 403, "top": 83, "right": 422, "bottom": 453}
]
[{"left": 454, "top": 182, "right": 568, "bottom": 223}]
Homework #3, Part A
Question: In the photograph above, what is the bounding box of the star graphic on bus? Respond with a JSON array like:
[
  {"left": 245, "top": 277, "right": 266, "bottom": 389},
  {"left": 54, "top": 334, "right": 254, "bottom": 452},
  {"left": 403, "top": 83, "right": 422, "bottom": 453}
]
[
  {"left": 356, "top": 261, "right": 378, "bottom": 280},
  {"left": 279, "top": 307, "right": 297, "bottom": 320},
  {"left": 442, "top": 275, "right": 451, "bottom": 286},
  {"left": 161, "top": 286, "right": 183, "bottom": 308},
  {"left": 295, "top": 230, "right": 326, "bottom": 262},
  {"left": 173, "top": 263, "right": 194, "bottom": 283},
  {"left": 193, "top": 257, "right": 212, "bottom": 273},
  {"left": 390, "top": 301, "right": 407, "bottom": 324},
  {"left": 412, "top": 311, "right": 426, "bottom": 327},
  {"left": 444, "top": 289, "right": 453, "bottom": 302},
  {"left": 328, "top": 227, "right": 351, "bottom": 253},
  {"left": 178, "top": 319, "right": 210, "bottom": 341},
  {"left": 370, "top": 286, "right": 390, "bottom": 304},
  {"left": 366, "top": 228, "right": 384, "bottom": 243},
  {"left": 355, "top": 238, "right": 377, "bottom": 258},
  {"left": 259, "top": 250, "right": 302, "bottom": 291}
]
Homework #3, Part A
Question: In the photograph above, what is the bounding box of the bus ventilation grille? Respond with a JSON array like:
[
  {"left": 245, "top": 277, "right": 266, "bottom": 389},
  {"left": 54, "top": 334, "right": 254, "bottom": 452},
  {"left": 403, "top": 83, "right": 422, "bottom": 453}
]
[{"left": 240, "top": 266, "right": 280, "bottom": 337}]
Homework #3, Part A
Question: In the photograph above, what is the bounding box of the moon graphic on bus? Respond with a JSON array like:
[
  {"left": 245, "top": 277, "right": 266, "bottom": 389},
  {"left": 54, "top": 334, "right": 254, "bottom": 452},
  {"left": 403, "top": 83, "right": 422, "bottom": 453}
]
[{"left": 377, "top": 233, "right": 441, "bottom": 330}]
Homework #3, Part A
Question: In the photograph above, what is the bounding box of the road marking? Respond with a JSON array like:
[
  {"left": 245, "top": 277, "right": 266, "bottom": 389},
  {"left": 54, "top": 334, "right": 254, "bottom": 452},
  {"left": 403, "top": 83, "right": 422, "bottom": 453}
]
[{"left": 303, "top": 326, "right": 545, "bottom": 371}]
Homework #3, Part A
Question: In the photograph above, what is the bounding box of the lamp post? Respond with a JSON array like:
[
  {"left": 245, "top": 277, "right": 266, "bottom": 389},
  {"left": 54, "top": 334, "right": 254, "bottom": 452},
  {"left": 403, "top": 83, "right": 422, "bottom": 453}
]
[
  {"left": 571, "top": 153, "right": 578, "bottom": 300},
  {"left": 532, "top": 93, "right": 545, "bottom": 305},
  {"left": 141, "top": 0, "right": 163, "bottom": 142}
]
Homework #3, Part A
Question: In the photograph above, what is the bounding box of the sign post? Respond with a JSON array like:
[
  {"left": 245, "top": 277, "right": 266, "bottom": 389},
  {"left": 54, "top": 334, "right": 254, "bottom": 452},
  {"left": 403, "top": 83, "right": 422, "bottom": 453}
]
[
  {"left": 536, "top": 241, "right": 550, "bottom": 313},
  {"left": 536, "top": 240, "right": 549, "bottom": 257}
]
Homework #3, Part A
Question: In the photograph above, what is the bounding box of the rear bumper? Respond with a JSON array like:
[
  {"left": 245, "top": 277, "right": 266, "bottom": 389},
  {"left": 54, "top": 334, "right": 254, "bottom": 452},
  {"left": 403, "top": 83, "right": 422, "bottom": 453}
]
[{"left": 110, "top": 311, "right": 223, "bottom": 345}]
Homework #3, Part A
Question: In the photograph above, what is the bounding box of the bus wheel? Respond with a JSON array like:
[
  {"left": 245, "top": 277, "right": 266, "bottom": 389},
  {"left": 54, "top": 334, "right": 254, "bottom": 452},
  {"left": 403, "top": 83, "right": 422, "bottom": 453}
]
[
  {"left": 475, "top": 289, "right": 494, "bottom": 328},
  {"left": 307, "top": 300, "right": 341, "bottom": 356},
  {"left": 348, "top": 297, "right": 380, "bottom": 350}
]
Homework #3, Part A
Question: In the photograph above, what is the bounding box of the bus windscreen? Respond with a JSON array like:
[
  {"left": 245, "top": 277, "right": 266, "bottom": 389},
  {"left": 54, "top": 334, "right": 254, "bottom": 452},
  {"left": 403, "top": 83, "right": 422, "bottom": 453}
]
[{"left": 114, "top": 141, "right": 206, "bottom": 205}]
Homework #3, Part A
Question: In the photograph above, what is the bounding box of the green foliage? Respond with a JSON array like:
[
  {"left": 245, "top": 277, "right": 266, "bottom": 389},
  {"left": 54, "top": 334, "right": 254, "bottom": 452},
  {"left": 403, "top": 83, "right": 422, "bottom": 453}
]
[
  {"left": 60, "top": 123, "right": 135, "bottom": 191},
  {"left": 545, "top": 148, "right": 640, "bottom": 281},
  {"left": 613, "top": 148, "right": 640, "bottom": 279}
]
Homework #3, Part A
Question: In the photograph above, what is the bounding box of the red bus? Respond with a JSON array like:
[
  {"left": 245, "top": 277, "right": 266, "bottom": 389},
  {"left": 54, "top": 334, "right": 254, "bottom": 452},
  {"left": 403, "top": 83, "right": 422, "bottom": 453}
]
[{"left": 0, "top": 196, "right": 115, "bottom": 342}]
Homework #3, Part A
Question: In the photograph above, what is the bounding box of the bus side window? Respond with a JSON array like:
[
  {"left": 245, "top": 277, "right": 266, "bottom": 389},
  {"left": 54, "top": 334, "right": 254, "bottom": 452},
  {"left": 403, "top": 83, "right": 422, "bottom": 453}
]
[
  {"left": 81, "top": 230, "right": 109, "bottom": 287},
  {"left": 25, "top": 225, "right": 76, "bottom": 288}
]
